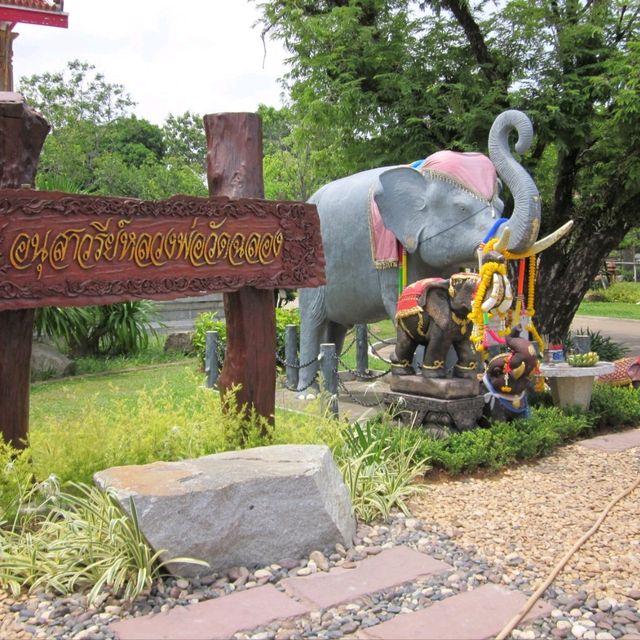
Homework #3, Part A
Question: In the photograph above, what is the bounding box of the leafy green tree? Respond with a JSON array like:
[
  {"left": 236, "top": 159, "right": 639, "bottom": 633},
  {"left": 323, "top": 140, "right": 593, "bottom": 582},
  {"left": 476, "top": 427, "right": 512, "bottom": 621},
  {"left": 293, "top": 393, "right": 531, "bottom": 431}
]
[
  {"left": 103, "top": 116, "right": 166, "bottom": 166},
  {"left": 255, "top": 0, "right": 640, "bottom": 339},
  {"left": 19, "top": 59, "right": 135, "bottom": 130},
  {"left": 162, "top": 111, "right": 207, "bottom": 176},
  {"left": 19, "top": 60, "right": 206, "bottom": 199}
]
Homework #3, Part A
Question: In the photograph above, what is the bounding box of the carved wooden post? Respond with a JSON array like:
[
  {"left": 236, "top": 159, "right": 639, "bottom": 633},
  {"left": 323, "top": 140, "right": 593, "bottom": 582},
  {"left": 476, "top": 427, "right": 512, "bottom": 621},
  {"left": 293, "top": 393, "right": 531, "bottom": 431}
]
[
  {"left": 203, "top": 113, "right": 276, "bottom": 428},
  {"left": 0, "top": 93, "right": 49, "bottom": 448}
]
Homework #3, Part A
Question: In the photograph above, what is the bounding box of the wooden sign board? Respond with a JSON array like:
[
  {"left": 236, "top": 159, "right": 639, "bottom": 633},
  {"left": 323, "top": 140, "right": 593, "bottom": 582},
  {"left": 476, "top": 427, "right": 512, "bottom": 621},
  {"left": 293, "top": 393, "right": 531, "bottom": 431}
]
[{"left": 0, "top": 189, "right": 325, "bottom": 311}]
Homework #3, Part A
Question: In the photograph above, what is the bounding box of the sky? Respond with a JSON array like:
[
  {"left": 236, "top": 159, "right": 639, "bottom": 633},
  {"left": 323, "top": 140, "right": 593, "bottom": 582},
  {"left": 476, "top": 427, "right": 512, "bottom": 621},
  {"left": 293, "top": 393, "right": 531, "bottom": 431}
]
[{"left": 11, "top": 0, "right": 289, "bottom": 125}]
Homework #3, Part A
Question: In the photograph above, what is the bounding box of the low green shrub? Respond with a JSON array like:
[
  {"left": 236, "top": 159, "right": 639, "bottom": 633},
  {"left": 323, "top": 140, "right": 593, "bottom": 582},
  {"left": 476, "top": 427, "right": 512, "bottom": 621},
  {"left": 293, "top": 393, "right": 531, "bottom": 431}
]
[
  {"left": 418, "top": 406, "right": 594, "bottom": 474},
  {"left": 596, "top": 282, "right": 640, "bottom": 303},
  {"left": 0, "top": 443, "right": 35, "bottom": 523},
  {"left": 590, "top": 383, "right": 640, "bottom": 428}
]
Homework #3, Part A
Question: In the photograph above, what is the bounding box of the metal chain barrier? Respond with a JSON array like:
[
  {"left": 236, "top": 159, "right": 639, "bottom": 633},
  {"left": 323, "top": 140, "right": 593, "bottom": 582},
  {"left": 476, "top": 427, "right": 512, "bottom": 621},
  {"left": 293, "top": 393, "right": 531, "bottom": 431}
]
[
  {"left": 337, "top": 377, "right": 386, "bottom": 408},
  {"left": 367, "top": 326, "right": 396, "bottom": 346},
  {"left": 211, "top": 324, "right": 393, "bottom": 405},
  {"left": 337, "top": 354, "right": 392, "bottom": 379},
  {"left": 275, "top": 353, "right": 318, "bottom": 371}
]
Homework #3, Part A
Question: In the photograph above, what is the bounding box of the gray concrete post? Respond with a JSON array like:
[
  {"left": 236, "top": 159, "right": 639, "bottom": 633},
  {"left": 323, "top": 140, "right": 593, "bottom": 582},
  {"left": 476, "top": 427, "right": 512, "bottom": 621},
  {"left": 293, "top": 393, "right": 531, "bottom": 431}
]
[
  {"left": 355, "top": 324, "right": 368, "bottom": 375},
  {"left": 285, "top": 324, "right": 298, "bottom": 389},
  {"left": 320, "top": 343, "right": 339, "bottom": 417},
  {"left": 205, "top": 330, "right": 219, "bottom": 388}
]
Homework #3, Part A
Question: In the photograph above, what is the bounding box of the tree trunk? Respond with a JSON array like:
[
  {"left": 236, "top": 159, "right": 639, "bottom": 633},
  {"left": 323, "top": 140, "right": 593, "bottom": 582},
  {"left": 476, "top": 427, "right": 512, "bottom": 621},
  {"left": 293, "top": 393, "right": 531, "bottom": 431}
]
[
  {"left": 535, "top": 225, "right": 629, "bottom": 342},
  {"left": 203, "top": 113, "right": 276, "bottom": 432},
  {"left": 0, "top": 95, "right": 49, "bottom": 448}
]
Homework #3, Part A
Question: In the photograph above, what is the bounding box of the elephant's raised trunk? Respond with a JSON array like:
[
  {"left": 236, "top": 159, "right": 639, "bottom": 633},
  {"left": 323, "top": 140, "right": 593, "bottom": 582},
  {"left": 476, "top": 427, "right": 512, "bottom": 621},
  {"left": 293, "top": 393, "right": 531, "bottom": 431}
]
[{"left": 488, "top": 110, "right": 541, "bottom": 253}]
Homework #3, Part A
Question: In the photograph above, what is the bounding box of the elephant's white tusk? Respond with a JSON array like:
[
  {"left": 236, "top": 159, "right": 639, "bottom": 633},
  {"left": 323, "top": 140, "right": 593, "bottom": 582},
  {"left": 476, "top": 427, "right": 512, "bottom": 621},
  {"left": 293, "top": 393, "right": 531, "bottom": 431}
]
[
  {"left": 482, "top": 273, "right": 504, "bottom": 312},
  {"left": 506, "top": 221, "right": 574, "bottom": 259},
  {"left": 497, "top": 278, "right": 513, "bottom": 313},
  {"left": 493, "top": 226, "right": 510, "bottom": 252}
]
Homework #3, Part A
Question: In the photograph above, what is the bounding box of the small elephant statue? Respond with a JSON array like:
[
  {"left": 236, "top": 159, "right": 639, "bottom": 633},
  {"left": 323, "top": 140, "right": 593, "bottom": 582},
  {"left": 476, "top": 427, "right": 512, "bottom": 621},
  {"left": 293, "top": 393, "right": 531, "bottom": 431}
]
[
  {"left": 483, "top": 329, "right": 540, "bottom": 419},
  {"left": 392, "top": 272, "right": 483, "bottom": 379}
]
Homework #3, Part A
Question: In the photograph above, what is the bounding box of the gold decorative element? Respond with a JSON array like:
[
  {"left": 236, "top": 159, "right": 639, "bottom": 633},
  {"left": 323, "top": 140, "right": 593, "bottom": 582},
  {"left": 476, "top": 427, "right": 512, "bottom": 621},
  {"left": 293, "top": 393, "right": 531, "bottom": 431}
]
[
  {"left": 511, "top": 361, "right": 526, "bottom": 380},
  {"left": 392, "top": 361, "right": 412, "bottom": 368},
  {"left": 451, "top": 311, "right": 470, "bottom": 335},
  {"left": 396, "top": 307, "right": 422, "bottom": 319},
  {"left": 416, "top": 313, "right": 428, "bottom": 337},
  {"left": 374, "top": 260, "right": 399, "bottom": 269},
  {"left": 423, "top": 360, "right": 445, "bottom": 369},
  {"left": 454, "top": 362, "right": 477, "bottom": 371}
]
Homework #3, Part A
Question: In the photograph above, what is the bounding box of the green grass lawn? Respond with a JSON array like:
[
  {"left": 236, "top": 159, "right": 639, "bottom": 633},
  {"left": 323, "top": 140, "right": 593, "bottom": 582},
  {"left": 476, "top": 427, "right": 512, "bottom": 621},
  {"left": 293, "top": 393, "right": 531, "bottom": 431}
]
[
  {"left": 31, "top": 362, "right": 202, "bottom": 425},
  {"left": 577, "top": 301, "right": 640, "bottom": 320},
  {"left": 338, "top": 319, "right": 396, "bottom": 371}
]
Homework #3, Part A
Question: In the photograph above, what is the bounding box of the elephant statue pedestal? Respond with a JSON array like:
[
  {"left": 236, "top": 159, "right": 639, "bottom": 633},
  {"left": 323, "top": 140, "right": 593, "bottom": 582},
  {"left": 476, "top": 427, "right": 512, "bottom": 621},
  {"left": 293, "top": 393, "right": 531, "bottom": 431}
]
[
  {"left": 386, "top": 373, "right": 485, "bottom": 436},
  {"left": 389, "top": 374, "right": 480, "bottom": 399},
  {"left": 383, "top": 386, "right": 486, "bottom": 438}
]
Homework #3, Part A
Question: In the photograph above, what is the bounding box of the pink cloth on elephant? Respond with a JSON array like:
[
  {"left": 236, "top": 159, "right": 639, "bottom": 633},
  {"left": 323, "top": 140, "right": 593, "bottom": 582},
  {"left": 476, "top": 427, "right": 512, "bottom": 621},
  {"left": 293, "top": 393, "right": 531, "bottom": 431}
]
[
  {"left": 368, "top": 151, "right": 497, "bottom": 267},
  {"left": 370, "top": 195, "right": 400, "bottom": 266},
  {"left": 419, "top": 151, "right": 497, "bottom": 201}
]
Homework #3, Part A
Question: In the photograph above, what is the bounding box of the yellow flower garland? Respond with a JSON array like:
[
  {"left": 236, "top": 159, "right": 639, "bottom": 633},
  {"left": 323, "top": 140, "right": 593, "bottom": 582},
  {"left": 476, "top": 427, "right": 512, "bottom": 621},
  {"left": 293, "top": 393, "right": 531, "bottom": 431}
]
[
  {"left": 468, "top": 259, "right": 508, "bottom": 352},
  {"left": 523, "top": 256, "right": 545, "bottom": 353}
]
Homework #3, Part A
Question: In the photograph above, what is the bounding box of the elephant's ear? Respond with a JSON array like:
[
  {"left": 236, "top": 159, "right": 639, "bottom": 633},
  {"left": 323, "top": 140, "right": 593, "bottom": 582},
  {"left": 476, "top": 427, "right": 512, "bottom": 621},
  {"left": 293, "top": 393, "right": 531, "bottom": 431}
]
[
  {"left": 422, "top": 282, "right": 450, "bottom": 330},
  {"left": 374, "top": 167, "right": 428, "bottom": 254}
]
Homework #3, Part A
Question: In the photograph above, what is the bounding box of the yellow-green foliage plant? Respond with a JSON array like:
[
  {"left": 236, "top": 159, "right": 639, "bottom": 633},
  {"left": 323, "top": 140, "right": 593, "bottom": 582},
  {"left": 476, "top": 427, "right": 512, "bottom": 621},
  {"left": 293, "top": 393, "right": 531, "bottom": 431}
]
[{"left": 28, "top": 369, "right": 344, "bottom": 486}]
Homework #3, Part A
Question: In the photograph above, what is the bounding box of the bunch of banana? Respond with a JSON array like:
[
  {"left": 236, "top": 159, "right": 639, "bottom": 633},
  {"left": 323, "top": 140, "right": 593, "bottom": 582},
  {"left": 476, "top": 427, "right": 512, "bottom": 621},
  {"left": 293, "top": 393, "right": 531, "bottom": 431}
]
[{"left": 567, "top": 352, "right": 600, "bottom": 367}]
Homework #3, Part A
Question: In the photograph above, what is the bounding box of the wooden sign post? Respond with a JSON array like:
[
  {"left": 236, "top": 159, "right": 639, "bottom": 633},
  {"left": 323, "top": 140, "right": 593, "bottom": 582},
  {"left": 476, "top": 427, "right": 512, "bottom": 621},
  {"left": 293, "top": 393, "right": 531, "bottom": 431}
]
[
  {"left": 0, "top": 101, "right": 325, "bottom": 447},
  {"left": 204, "top": 113, "right": 277, "bottom": 429},
  {"left": 0, "top": 94, "right": 49, "bottom": 448}
]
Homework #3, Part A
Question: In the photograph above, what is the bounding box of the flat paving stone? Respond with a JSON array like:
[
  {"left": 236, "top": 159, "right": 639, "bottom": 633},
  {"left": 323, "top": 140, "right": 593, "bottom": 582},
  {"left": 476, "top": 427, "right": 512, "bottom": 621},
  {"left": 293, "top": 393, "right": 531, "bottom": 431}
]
[
  {"left": 359, "top": 583, "right": 553, "bottom": 640},
  {"left": 281, "top": 546, "right": 451, "bottom": 608},
  {"left": 579, "top": 428, "right": 640, "bottom": 452},
  {"left": 109, "top": 584, "right": 311, "bottom": 640}
]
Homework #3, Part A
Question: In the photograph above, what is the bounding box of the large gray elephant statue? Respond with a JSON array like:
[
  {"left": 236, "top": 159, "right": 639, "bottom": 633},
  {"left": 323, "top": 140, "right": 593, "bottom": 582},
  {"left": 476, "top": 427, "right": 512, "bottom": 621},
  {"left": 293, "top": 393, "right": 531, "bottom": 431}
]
[{"left": 297, "top": 110, "right": 572, "bottom": 394}]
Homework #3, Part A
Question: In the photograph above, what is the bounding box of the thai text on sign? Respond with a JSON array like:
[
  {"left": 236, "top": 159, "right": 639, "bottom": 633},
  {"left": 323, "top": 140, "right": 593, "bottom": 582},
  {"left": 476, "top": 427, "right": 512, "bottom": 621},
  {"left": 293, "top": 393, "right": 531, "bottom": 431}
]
[
  {"left": 0, "top": 189, "right": 325, "bottom": 311},
  {"left": 10, "top": 217, "right": 285, "bottom": 277}
]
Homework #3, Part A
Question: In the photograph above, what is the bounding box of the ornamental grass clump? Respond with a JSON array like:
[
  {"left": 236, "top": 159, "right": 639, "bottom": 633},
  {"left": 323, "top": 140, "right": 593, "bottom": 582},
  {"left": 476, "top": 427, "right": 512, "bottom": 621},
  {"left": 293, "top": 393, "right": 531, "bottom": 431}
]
[
  {"left": 335, "top": 421, "right": 430, "bottom": 523},
  {"left": 0, "top": 474, "right": 207, "bottom": 604}
]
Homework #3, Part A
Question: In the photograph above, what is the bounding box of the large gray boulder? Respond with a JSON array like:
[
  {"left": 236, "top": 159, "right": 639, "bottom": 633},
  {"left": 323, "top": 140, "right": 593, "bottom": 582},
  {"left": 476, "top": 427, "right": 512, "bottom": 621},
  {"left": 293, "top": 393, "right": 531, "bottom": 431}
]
[
  {"left": 31, "top": 341, "right": 74, "bottom": 378},
  {"left": 94, "top": 445, "right": 355, "bottom": 576}
]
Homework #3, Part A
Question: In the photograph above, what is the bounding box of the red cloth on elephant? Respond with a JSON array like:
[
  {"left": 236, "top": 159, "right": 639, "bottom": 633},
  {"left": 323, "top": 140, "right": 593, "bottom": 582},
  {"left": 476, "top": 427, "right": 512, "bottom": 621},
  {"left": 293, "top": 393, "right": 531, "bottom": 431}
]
[{"left": 396, "top": 278, "right": 445, "bottom": 319}]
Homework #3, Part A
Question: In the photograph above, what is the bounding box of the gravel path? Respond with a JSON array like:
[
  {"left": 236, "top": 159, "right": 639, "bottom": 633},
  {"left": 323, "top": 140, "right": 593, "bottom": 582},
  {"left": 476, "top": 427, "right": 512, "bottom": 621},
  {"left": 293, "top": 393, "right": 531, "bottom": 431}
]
[
  {"left": 0, "top": 435, "right": 638, "bottom": 639},
  {"left": 409, "top": 439, "right": 640, "bottom": 603}
]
